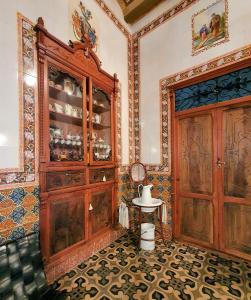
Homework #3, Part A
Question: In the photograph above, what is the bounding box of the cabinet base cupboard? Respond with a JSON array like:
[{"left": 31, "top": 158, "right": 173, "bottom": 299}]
[{"left": 35, "top": 18, "right": 119, "bottom": 266}]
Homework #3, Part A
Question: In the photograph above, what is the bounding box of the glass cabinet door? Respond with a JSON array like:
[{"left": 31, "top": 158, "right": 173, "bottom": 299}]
[
  {"left": 90, "top": 86, "right": 112, "bottom": 163},
  {"left": 48, "top": 64, "right": 85, "bottom": 162}
]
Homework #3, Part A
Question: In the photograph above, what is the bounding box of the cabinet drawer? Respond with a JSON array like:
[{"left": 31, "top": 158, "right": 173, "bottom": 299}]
[
  {"left": 89, "top": 168, "right": 115, "bottom": 184},
  {"left": 46, "top": 170, "right": 86, "bottom": 191}
]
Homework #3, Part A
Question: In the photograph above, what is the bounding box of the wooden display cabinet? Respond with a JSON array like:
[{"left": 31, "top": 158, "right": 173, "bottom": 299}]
[{"left": 36, "top": 18, "right": 118, "bottom": 266}]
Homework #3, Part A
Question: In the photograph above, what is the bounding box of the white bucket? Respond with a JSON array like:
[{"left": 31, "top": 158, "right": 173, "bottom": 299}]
[{"left": 140, "top": 223, "right": 155, "bottom": 251}]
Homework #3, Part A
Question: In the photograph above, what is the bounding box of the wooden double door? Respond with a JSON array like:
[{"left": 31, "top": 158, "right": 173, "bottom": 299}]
[{"left": 173, "top": 98, "right": 251, "bottom": 260}]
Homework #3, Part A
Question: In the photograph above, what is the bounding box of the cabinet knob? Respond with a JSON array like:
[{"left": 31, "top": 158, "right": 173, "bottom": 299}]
[{"left": 89, "top": 203, "right": 93, "bottom": 211}]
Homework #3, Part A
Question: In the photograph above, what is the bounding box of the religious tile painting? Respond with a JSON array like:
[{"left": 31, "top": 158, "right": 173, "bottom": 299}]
[{"left": 192, "top": 0, "right": 229, "bottom": 55}]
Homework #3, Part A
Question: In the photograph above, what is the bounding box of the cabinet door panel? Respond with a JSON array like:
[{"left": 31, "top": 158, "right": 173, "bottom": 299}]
[
  {"left": 89, "top": 187, "right": 112, "bottom": 236},
  {"left": 50, "top": 192, "right": 85, "bottom": 255}
]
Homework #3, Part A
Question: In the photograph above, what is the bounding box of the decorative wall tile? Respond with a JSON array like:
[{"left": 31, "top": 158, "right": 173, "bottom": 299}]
[
  {"left": 117, "top": 173, "right": 131, "bottom": 203},
  {"left": 0, "top": 14, "right": 38, "bottom": 189},
  {"left": 9, "top": 188, "right": 27, "bottom": 204},
  {"left": 147, "top": 174, "right": 172, "bottom": 226},
  {"left": 161, "top": 45, "right": 251, "bottom": 88},
  {"left": 0, "top": 186, "right": 39, "bottom": 245},
  {"left": 117, "top": 172, "right": 172, "bottom": 240}
]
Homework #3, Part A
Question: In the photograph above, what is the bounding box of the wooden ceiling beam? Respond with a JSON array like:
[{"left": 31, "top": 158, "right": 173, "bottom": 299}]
[{"left": 117, "top": 0, "right": 164, "bottom": 24}]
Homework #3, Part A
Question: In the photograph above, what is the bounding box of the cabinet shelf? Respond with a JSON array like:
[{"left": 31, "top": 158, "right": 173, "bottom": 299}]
[
  {"left": 87, "top": 102, "right": 110, "bottom": 114},
  {"left": 49, "top": 86, "right": 82, "bottom": 107},
  {"left": 50, "top": 111, "right": 82, "bottom": 126},
  {"left": 92, "top": 123, "right": 111, "bottom": 130}
]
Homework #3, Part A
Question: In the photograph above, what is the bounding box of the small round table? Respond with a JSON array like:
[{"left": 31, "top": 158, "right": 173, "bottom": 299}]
[{"left": 132, "top": 198, "right": 166, "bottom": 250}]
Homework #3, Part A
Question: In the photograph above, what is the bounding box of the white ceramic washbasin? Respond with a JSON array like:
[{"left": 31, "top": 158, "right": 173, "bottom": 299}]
[{"left": 132, "top": 198, "right": 163, "bottom": 213}]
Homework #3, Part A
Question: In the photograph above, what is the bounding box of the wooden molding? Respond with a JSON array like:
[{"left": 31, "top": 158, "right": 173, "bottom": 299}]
[{"left": 117, "top": 0, "right": 164, "bottom": 24}]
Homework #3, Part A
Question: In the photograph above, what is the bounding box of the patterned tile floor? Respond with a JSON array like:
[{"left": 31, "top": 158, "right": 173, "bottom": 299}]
[{"left": 54, "top": 234, "right": 251, "bottom": 300}]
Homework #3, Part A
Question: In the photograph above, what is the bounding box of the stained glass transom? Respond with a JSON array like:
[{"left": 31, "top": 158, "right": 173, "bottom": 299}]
[{"left": 175, "top": 67, "right": 251, "bottom": 112}]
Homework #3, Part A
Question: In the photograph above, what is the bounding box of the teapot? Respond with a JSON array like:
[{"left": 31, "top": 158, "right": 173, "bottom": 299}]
[{"left": 138, "top": 184, "right": 153, "bottom": 204}]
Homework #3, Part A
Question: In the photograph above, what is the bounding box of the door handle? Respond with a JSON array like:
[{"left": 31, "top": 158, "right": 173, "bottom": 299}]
[{"left": 216, "top": 158, "right": 225, "bottom": 168}]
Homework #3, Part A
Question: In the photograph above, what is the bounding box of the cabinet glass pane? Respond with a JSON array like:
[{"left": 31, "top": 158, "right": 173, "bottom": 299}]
[
  {"left": 89, "top": 188, "right": 112, "bottom": 235},
  {"left": 50, "top": 195, "right": 84, "bottom": 255},
  {"left": 91, "top": 87, "right": 112, "bottom": 162},
  {"left": 48, "top": 65, "right": 84, "bottom": 162}
]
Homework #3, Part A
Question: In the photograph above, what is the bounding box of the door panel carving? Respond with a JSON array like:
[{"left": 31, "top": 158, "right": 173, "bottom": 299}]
[
  {"left": 180, "top": 197, "right": 213, "bottom": 244},
  {"left": 223, "top": 106, "right": 251, "bottom": 198},
  {"left": 179, "top": 115, "right": 213, "bottom": 194},
  {"left": 224, "top": 203, "right": 251, "bottom": 255}
]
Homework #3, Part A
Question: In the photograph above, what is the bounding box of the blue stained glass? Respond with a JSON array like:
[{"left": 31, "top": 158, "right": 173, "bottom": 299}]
[{"left": 175, "top": 67, "right": 251, "bottom": 111}]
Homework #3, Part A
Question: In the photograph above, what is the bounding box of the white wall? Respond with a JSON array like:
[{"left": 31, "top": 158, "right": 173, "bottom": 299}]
[
  {"left": 0, "top": 0, "right": 69, "bottom": 169},
  {"left": 139, "top": 0, "right": 251, "bottom": 164},
  {"left": 102, "top": 0, "right": 131, "bottom": 33},
  {"left": 131, "top": 0, "right": 180, "bottom": 33},
  {"left": 0, "top": 0, "right": 130, "bottom": 170},
  {"left": 69, "top": 0, "right": 130, "bottom": 165}
]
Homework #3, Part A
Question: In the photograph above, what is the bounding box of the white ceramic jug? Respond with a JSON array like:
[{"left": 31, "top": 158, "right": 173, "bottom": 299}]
[{"left": 138, "top": 184, "right": 153, "bottom": 204}]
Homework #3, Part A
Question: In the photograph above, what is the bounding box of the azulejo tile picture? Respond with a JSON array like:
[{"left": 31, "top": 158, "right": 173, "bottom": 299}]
[
  {"left": 54, "top": 234, "right": 251, "bottom": 299},
  {"left": 192, "top": 0, "right": 229, "bottom": 55}
]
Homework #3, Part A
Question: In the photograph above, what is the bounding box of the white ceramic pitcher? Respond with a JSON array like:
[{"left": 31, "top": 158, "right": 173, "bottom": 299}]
[{"left": 138, "top": 184, "right": 153, "bottom": 204}]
